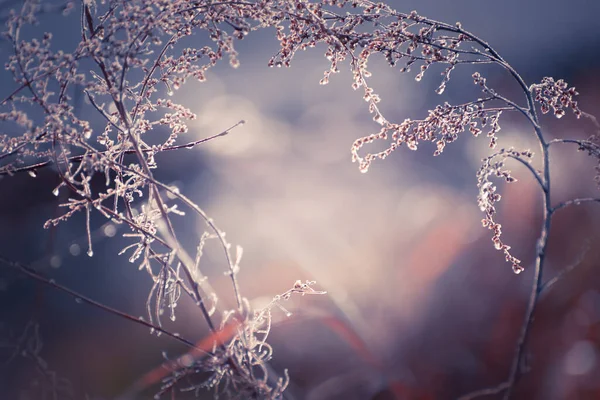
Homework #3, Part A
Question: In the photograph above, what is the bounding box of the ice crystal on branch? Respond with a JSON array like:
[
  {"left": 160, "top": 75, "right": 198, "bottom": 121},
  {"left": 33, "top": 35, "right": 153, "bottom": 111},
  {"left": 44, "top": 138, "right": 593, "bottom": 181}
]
[
  {"left": 530, "top": 77, "right": 581, "bottom": 119},
  {"left": 351, "top": 98, "right": 504, "bottom": 172},
  {"left": 477, "top": 148, "right": 534, "bottom": 274}
]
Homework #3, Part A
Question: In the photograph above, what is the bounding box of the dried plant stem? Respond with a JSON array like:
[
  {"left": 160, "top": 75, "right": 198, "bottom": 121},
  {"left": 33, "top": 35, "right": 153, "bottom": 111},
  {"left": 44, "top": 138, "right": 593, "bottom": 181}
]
[
  {"left": 466, "top": 72, "right": 599, "bottom": 398},
  {"left": 464, "top": 62, "right": 554, "bottom": 400},
  {"left": 553, "top": 197, "right": 600, "bottom": 212},
  {"left": 540, "top": 243, "right": 589, "bottom": 296},
  {"left": 0, "top": 255, "right": 208, "bottom": 354},
  {"left": 503, "top": 185, "right": 551, "bottom": 399},
  {"left": 83, "top": 5, "right": 226, "bottom": 334},
  {"left": 458, "top": 382, "right": 510, "bottom": 400},
  {"left": 499, "top": 83, "right": 551, "bottom": 396},
  {"left": 487, "top": 133, "right": 600, "bottom": 400}
]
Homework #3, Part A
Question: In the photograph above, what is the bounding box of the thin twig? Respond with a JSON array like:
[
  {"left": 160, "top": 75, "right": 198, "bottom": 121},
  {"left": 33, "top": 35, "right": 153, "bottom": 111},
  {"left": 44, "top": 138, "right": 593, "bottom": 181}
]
[
  {"left": 501, "top": 135, "right": 550, "bottom": 400},
  {"left": 0, "top": 255, "right": 210, "bottom": 355},
  {"left": 506, "top": 154, "right": 544, "bottom": 191},
  {"left": 548, "top": 138, "right": 599, "bottom": 148},
  {"left": 552, "top": 197, "right": 600, "bottom": 213},
  {"left": 540, "top": 242, "right": 590, "bottom": 296},
  {"left": 458, "top": 382, "right": 509, "bottom": 400}
]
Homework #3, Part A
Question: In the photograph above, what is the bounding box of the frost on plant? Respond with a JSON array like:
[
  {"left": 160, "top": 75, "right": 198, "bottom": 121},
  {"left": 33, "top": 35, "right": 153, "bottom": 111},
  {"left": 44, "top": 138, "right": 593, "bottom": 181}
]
[
  {"left": 476, "top": 148, "right": 534, "bottom": 274},
  {"left": 0, "top": 0, "right": 332, "bottom": 397},
  {"left": 1, "top": 0, "right": 599, "bottom": 399},
  {"left": 157, "top": 281, "right": 325, "bottom": 399},
  {"left": 530, "top": 77, "right": 581, "bottom": 119}
]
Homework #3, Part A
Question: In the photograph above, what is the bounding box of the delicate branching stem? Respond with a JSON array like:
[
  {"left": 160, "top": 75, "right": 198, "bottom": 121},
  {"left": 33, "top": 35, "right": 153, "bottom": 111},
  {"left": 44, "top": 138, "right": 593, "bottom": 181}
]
[
  {"left": 492, "top": 81, "right": 548, "bottom": 400},
  {"left": 462, "top": 31, "right": 589, "bottom": 399}
]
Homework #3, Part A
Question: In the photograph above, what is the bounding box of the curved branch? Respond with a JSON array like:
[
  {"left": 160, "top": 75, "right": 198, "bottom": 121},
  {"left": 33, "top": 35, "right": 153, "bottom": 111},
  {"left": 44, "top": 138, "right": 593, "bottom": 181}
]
[{"left": 506, "top": 154, "right": 545, "bottom": 192}]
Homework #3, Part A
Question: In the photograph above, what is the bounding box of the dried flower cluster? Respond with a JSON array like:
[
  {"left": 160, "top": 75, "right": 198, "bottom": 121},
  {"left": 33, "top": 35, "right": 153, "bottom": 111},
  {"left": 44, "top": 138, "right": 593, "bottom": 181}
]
[
  {"left": 530, "top": 77, "right": 581, "bottom": 119},
  {"left": 351, "top": 99, "right": 504, "bottom": 170},
  {"left": 476, "top": 148, "right": 534, "bottom": 274}
]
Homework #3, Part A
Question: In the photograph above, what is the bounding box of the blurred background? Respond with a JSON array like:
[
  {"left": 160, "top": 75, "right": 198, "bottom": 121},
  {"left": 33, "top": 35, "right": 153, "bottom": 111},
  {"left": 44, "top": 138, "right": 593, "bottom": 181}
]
[{"left": 1, "top": 0, "right": 600, "bottom": 399}]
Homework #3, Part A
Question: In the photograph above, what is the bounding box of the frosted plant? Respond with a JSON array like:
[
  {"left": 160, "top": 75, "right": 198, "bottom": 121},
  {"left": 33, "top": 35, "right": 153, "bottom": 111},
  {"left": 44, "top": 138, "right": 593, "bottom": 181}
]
[
  {"left": 0, "top": 0, "right": 598, "bottom": 399},
  {"left": 0, "top": 0, "right": 328, "bottom": 397}
]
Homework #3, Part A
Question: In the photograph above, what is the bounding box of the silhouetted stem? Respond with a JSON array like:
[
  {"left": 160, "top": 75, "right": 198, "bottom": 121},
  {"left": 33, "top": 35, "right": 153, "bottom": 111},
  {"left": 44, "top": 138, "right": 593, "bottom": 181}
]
[
  {"left": 458, "top": 382, "right": 510, "bottom": 400},
  {"left": 0, "top": 255, "right": 208, "bottom": 354}
]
